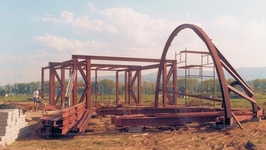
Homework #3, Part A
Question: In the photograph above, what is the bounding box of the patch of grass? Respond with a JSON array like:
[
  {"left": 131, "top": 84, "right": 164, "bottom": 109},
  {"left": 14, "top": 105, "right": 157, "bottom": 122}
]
[{"left": 0, "top": 95, "right": 32, "bottom": 102}]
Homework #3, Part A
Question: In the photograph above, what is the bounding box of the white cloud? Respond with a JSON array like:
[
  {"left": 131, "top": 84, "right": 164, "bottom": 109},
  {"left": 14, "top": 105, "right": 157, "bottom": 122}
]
[
  {"left": 42, "top": 11, "right": 75, "bottom": 24},
  {"left": 35, "top": 34, "right": 84, "bottom": 52},
  {"left": 0, "top": 54, "right": 47, "bottom": 85},
  {"left": 209, "top": 19, "right": 266, "bottom": 68},
  {"left": 238, "top": 21, "right": 266, "bottom": 65},
  {"left": 35, "top": 34, "right": 128, "bottom": 57},
  {"left": 241, "top": 20, "right": 266, "bottom": 42},
  {"left": 73, "top": 15, "right": 117, "bottom": 34},
  {"left": 39, "top": 5, "right": 193, "bottom": 59},
  {"left": 42, "top": 10, "right": 117, "bottom": 35},
  {"left": 60, "top": 11, "right": 74, "bottom": 23},
  {"left": 45, "top": 5, "right": 181, "bottom": 40},
  {"left": 4, "top": 2, "right": 266, "bottom": 86},
  {"left": 213, "top": 16, "right": 238, "bottom": 28},
  {"left": 38, "top": 4, "right": 266, "bottom": 71}
]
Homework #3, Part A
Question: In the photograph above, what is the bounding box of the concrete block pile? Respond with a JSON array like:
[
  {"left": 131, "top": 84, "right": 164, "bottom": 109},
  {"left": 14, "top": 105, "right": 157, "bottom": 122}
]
[{"left": 0, "top": 109, "right": 29, "bottom": 146}]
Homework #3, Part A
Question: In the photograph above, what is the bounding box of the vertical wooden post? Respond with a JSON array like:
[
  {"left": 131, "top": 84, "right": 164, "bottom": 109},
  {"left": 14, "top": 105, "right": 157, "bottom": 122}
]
[
  {"left": 73, "top": 57, "right": 78, "bottom": 106},
  {"left": 86, "top": 57, "right": 91, "bottom": 109},
  {"left": 128, "top": 70, "right": 132, "bottom": 105},
  {"left": 95, "top": 69, "right": 98, "bottom": 107},
  {"left": 163, "top": 61, "right": 167, "bottom": 106},
  {"left": 173, "top": 61, "right": 177, "bottom": 105},
  {"left": 49, "top": 64, "right": 55, "bottom": 105},
  {"left": 137, "top": 70, "right": 142, "bottom": 105},
  {"left": 124, "top": 71, "right": 128, "bottom": 104},
  {"left": 116, "top": 71, "right": 119, "bottom": 106}
]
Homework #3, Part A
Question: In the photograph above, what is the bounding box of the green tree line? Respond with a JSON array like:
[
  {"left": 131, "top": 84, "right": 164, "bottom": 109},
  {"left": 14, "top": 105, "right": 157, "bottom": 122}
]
[{"left": 0, "top": 78, "right": 265, "bottom": 96}]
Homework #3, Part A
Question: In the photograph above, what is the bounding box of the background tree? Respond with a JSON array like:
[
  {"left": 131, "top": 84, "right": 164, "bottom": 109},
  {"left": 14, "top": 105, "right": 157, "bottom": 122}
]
[
  {"left": 0, "top": 86, "right": 4, "bottom": 95},
  {"left": 4, "top": 84, "right": 13, "bottom": 94},
  {"left": 99, "top": 79, "right": 115, "bottom": 95},
  {"left": 261, "top": 79, "right": 266, "bottom": 93},
  {"left": 252, "top": 79, "right": 261, "bottom": 92},
  {"left": 142, "top": 81, "right": 155, "bottom": 94}
]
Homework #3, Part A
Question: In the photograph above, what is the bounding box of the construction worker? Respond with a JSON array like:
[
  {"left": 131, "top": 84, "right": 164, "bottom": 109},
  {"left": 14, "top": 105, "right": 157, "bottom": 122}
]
[{"left": 33, "top": 88, "right": 39, "bottom": 111}]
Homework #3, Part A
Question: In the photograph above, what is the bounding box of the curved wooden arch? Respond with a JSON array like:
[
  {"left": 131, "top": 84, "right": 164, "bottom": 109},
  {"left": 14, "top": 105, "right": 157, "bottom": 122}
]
[{"left": 155, "top": 24, "right": 232, "bottom": 123}]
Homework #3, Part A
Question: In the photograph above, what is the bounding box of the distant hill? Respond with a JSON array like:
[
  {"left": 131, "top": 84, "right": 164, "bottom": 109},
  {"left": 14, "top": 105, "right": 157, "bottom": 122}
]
[{"left": 91, "top": 67, "right": 266, "bottom": 82}]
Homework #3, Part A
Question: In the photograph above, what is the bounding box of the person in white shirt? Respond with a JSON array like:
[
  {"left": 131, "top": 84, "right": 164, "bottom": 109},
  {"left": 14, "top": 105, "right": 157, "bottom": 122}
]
[{"left": 33, "top": 88, "right": 39, "bottom": 110}]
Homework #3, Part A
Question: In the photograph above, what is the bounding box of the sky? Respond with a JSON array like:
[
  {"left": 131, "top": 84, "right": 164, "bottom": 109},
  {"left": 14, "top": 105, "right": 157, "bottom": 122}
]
[{"left": 1, "top": 0, "right": 266, "bottom": 85}]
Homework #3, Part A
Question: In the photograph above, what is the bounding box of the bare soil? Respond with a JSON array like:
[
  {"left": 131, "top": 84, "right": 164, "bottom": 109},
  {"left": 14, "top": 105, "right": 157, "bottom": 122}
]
[{"left": 1, "top": 111, "right": 266, "bottom": 150}]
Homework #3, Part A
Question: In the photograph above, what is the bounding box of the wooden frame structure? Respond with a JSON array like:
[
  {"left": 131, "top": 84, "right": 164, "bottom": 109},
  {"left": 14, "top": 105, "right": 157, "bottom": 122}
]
[
  {"left": 38, "top": 23, "right": 263, "bottom": 132},
  {"left": 41, "top": 55, "right": 177, "bottom": 109}
]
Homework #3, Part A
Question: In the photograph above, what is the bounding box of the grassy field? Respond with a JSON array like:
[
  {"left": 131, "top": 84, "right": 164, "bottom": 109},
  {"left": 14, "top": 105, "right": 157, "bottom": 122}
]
[
  {"left": 0, "top": 95, "right": 31, "bottom": 102},
  {"left": 89, "top": 93, "right": 266, "bottom": 110},
  {"left": 1, "top": 93, "right": 266, "bottom": 108}
]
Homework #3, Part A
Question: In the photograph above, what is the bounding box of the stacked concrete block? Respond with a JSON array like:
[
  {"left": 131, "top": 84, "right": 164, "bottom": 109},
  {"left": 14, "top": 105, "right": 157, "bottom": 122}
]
[{"left": 0, "top": 109, "right": 29, "bottom": 146}]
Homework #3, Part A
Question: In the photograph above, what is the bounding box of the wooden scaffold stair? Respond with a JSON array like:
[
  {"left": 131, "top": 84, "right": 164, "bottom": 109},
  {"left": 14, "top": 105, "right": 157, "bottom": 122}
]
[{"left": 64, "top": 70, "right": 77, "bottom": 108}]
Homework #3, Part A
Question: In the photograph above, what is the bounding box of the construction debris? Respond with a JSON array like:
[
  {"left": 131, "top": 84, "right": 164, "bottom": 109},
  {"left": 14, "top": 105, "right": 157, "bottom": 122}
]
[{"left": 36, "top": 103, "right": 92, "bottom": 135}]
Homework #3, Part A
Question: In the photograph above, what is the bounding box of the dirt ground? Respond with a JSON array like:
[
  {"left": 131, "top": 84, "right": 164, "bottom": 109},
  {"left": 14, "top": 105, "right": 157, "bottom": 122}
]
[{"left": 1, "top": 111, "right": 266, "bottom": 150}]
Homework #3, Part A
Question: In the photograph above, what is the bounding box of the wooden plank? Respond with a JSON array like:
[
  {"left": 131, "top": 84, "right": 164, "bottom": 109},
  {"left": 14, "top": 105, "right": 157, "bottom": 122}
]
[{"left": 231, "top": 111, "right": 243, "bottom": 130}]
